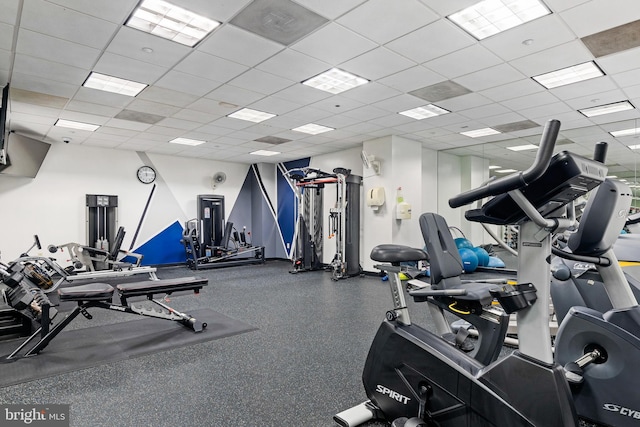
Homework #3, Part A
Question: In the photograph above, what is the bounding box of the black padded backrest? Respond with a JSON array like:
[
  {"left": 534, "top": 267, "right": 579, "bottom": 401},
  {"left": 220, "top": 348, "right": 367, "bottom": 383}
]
[
  {"left": 568, "top": 179, "right": 632, "bottom": 256},
  {"left": 419, "top": 213, "right": 463, "bottom": 290},
  {"left": 222, "top": 221, "right": 233, "bottom": 249},
  {"left": 109, "top": 227, "right": 126, "bottom": 259}
]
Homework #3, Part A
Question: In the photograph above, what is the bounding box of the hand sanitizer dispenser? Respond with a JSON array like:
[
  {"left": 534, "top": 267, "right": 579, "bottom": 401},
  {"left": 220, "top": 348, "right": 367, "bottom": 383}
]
[{"left": 395, "top": 187, "right": 411, "bottom": 220}]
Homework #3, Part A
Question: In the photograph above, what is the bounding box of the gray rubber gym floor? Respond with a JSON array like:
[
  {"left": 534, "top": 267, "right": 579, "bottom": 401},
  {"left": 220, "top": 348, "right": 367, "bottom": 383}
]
[{"left": 0, "top": 261, "right": 601, "bottom": 427}]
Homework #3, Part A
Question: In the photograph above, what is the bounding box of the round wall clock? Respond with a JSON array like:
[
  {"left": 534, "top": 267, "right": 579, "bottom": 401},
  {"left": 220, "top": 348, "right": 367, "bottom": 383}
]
[{"left": 136, "top": 165, "right": 156, "bottom": 184}]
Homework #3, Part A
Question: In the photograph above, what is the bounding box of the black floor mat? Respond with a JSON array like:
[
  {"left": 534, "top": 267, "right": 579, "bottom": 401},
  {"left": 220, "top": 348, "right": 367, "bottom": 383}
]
[{"left": 0, "top": 309, "right": 257, "bottom": 388}]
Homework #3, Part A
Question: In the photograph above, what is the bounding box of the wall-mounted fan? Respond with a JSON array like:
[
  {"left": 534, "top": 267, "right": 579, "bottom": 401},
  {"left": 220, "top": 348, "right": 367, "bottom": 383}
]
[
  {"left": 361, "top": 150, "right": 381, "bottom": 175},
  {"left": 212, "top": 172, "right": 227, "bottom": 189}
]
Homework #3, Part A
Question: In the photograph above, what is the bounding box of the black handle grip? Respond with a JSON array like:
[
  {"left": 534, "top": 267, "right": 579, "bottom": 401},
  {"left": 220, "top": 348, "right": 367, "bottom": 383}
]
[
  {"left": 593, "top": 142, "right": 608, "bottom": 164},
  {"left": 34, "top": 235, "right": 41, "bottom": 250},
  {"left": 449, "top": 119, "right": 561, "bottom": 208}
]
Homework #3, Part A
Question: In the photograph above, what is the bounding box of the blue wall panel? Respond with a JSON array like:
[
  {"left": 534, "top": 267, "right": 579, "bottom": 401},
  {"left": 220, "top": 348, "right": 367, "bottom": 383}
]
[{"left": 132, "top": 220, "right": 186, "bottom": 265}]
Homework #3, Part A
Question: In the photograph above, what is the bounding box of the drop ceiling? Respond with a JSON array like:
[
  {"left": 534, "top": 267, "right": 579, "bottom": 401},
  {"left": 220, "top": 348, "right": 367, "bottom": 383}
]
[{"left": 3, "top": 0, "right": 640, "bottom": 180}]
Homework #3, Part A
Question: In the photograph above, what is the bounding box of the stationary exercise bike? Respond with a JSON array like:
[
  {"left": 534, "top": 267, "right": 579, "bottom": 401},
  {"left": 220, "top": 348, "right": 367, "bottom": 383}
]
[{"left": 335, "top": 119, "right": 608, "bottom": 426}]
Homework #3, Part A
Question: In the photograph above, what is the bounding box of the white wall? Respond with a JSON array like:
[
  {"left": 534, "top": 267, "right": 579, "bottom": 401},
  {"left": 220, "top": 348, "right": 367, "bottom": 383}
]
[{"left": 0, "top": 142, "right": 249, "bottom": 263}]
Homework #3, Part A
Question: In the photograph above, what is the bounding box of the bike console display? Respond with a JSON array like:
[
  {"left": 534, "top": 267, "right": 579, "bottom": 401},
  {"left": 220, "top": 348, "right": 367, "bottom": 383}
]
[{"left": 465, "top": 151, "right": 607, "bottom": 226}]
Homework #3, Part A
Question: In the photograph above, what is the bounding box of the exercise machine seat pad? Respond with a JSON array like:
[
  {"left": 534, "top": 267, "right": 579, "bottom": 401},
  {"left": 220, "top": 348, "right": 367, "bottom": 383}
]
[
  {"left": 58, "top": 283, "right": 115, "bottom": 301},
  {"left": 116, "top": 276, "right": 207, "bottom": 296},
  {"left": 370, "top": 244, "right": 427, "bottom": 264}
]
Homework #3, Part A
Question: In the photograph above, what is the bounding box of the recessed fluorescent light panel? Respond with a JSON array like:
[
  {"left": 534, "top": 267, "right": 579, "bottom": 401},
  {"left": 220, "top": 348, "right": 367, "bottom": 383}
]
[
  {"left": 292, "top": 123, "right": 335, "bottom": 135},
  {"left": 227, "top": 108, "right": 276, "bottom": 123},
  {"left": 251, "top": 150, "right": 280, "bottom": 156},
  {"left": 83, "top": 72, "right": 147, "bottom": 97},
  {"left": 489, "top": 165, "right": 501, "bottom": 170},
  {"left": 54, "top": 119, "right": 100, "bottom": 132},
  {"left": 170, "top": 137, "right": 206, "bottom": 146},
  {"left": 579, "top": 101, "right": 634, "bottom": 117},
  {"left": 496, "top": 168, "right": 517, "bottom": 173},
  {"left": 302, "top": 68, "right": 368, "bottom": 94},
  {"left": 629, "top": 144, "right": 640, "bottom": 149},
  {"left": 448, "top": 0, "right": 551, "bottom": 40},
  {"left": 507, "top": 144, "right": 538, "bottom": 151},
  {"left": 125, "top": 0, "right": 221, "bottom": 47},
  {"left": 611, "top": 128, "right": 640, "bottom": 138},
  {"left": 460, "top": 127, "right": 501, "bottom": 138},
  {"left": 399, "top": 104, "right": 450, "bottom": 120},
  {"left": 532, "top": 61, "right": 604, "bottom": 89}
]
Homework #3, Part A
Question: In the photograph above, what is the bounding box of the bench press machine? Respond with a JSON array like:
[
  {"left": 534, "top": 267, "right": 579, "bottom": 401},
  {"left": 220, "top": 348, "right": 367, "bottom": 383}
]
[{"left": 6, "top": 276, "right": 208, "bottom": 360}]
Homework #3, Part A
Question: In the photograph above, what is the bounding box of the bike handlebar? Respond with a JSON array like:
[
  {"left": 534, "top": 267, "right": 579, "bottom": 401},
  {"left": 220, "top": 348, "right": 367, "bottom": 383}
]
[{"left": 449, "top": 119, "right": 561, "bottom": 208}]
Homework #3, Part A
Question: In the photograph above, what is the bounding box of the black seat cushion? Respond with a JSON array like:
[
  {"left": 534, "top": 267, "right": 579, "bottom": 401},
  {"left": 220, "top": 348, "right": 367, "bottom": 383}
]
[
  {"left": 370, "top": 244, "right": 427, "bottom": 264},
  {"left": 58, "top": 283, "right": 114, "bottom": 301}
]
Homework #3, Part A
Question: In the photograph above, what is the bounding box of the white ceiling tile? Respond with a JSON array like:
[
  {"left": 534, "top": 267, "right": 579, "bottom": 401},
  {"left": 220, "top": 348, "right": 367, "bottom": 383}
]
[
  {"left": 187, "top": 97, "right": 238, "bottom": 115},
  {"left": 94, "top": 52, "right": 168, "bottom": 84},
  {"left": 290, "top": 23, "right": 376, "bottom": 65},
  {"left": 378, "top": 66, "right": 444, "bottom": 93},
  {"left": 425, "top": 44, "right": 503, "bottom": 79},
  {"left": 175, "top": 51, "right": 249, "bottom": 83},
  {"left": 598, "top": 47, "right": 640, "bottom": 75},
  {"left": 155, "top": 70, "right": 222, "bottom": 97},
  {"left": 106, "top": 27, "right": 192, "bottom": 69},
  {"left": 367, "top": 113, "right": 413, "bottom": 128},
  {"left": 256, "top": 49, "right": 330, "bottom": 82},
  {"left": 249, "top": 96, "right": 303, "bottom": 115},
  {"left": 612, "top": 67, "right": 640, "bottom": 88},
  {"left": 480, "top": 79, "right": 544, "bottom": 102},
  {"left": 73, "top": 87, "right": 132, "bottom": 108},
  {"left": 559, "top": 0, "right": 640, "bottom": 37},
  {"left": 501, "top": 91, "right": 561, "bottom": 110},
  {"left": 172, "top": 109, "right": 219, "bottom": 124},
  {"left": 386, "top": 19, "right": 474, "bottom": 63},
  {"left": 65, "top": 100, "right": 121, "bottom": 117},
  {"left": 482, "top": 14, "right": 576, "bottom": 62},
  {"left": 137, "top": 86, "right": 199, "bottom": 108},
  {"left": 227, "top": 69, "right": 293, "bottom": 95},
  {"left": 96, "top": 126, "right": 138, "bottom": 137},
  {"left": 105, "top": 117, "right": 152, "bottom": 131},
  {"left": 418, "top": 0, "right": 478, "bottom": 17},
  {"left": 156, "top": 117, "right": 201, "bottom": 131},
  {"left": 146, "top": 125, "right": 186, "bottom": 137},
  {"left": 0, "top": 22, "right": 14, "bottom": 51},
  {"left": 0, "top": 0, "right": 20, "bottom": 25},
  {"left": 459, "top": 103, "right": 513, "bottom": 120},
  {"left": 16, "top": 29, "right": 101, "bottom": 69},
  {"left": 311, "top": 95, "right": 365, "bottom": 113},
  {"left": 454, "top": 63, "right": 526, "bottom": 92},
  {"left": 371, "top": 94, "right": 425, "bottom": 112},
  {"left": 340, "top": 82, "right": 401, "bottom": 105},
  {"left": 294, "top": 0, "right": 366, "bottom": 19},
  {"left": 437, "top": 93, "right": 493, "bottom": 112},
  {"left": 197, "top": 25, "right": 283, "bottom": 67},
  {"left": 206, "top": 84, "right": 265, "bottom": 106},
  {"left": 46, "top": 0, "right": 134, "bottom": 23},
  {"left": 170, "top": 0, "right": 253, "bottom": 23},
  {"left": 519, "top": 101, "right": 573, "bottom": 120},
  {"left": 550, "top": 76, "right": 618, "bottom": 100},
  {"left": 340, "top": 47, "right": 415, "bottom": 80},
  {"left": 509, "top": 40, "right": 594, "bottom": 76},
  {"left": 11, "top": 72, "right": 78, "bottom": 98},
  {"left": 340, "top": 105, "right": 389, "bottom": 121},
  {"left": 127, "top": 99, "right": 181, "bottom": 117},
  {"left": 271, "top": 83, "right": 331, "bottom": 104},
  {"left": 13, "top": 54, "right": 88, "bottom": 85},
  {"left": 313, "top": 114, "right": 362, "bottom": 129},
  {"left": 337, "top": 0, "right": 438, "bottom": 44},
  {"left": 564, "top": 89, "right": 627, "bottom": 110},
  {"left": 21, "top": 0, "right": 118, "bottom": 49}
]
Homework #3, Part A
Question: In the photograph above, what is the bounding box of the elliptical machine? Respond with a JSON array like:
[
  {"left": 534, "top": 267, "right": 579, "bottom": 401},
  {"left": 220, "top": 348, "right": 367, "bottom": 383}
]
[{"left": 335, "top": 119, "right": 608, "bottom": 426}]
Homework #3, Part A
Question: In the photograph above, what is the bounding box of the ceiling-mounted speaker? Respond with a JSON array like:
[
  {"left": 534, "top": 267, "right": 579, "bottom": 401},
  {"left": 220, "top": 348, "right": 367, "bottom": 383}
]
[{"left": 212, "top": 172, "right": 227, "bottom": 189}]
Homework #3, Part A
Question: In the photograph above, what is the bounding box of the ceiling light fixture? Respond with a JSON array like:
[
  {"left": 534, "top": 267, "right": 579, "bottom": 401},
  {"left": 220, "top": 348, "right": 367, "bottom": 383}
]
[
  {"left": 83, "top": 72, "right": 148, "bottom": 97},
  {"left": 169, "top": 137, "right": 206, "bottom": 146},
  {"left": 292, "top": 123, "right": 335, "bottom": 135},
  {"left": 54, "top": 119, "right": 100, "bottom": 132},
  {"left": 489, "top": 165, "right": 501, "bottom": 169},
  {"left": 125, "top": 0, "right": 221, "bottom": 47},
  {"left": 227, "top": 108, "right": 277, "bottom": 123},
  {"left": 507, "top": 143, "right": 538, "bottom": 151},
  {"left": 627, "top": 144, "right": 640, "bottom": 149},
  {"left": 448, "top": 0, "right": 551, "bottom": 40},
  {"left": 399, "top": 104, "right": 450, "bottom": 120},
  {"left": 532, "top": 61, "right": 604, "bottom": 89},
  {"left": 495, "top": 168, "right": 517, "bottom": 173},
  {"left": 460, "top": 127, "right": 501, "bottom": 138},
  {"left": 579, "top": 100, "right": 634, "bottom": 117},
  {"left": 302, "top": 68, "right": 369, "bottom": 94},
  {"left": 251, "top": 150, "right": 280, "bottom": 156},
  {"left": 611, "top": 128, "right": 640, "bottom": 138}
]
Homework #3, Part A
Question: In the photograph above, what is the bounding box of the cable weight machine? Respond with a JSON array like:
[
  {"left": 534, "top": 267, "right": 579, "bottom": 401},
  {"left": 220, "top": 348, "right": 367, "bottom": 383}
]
[{"left": 288, "top": 167, "right": 361, "bottom": 280}]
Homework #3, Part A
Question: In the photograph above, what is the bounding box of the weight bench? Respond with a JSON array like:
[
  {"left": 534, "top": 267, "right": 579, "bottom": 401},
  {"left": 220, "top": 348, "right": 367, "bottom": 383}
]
[{"left": 6, "top": 277, "right": 208, "bottom": 360}]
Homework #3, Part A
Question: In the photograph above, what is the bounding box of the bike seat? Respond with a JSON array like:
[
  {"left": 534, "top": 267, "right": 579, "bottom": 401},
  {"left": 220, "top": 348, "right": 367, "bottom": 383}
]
[{"left": 370, "top": 244, "right": 428, "bottom": 264}]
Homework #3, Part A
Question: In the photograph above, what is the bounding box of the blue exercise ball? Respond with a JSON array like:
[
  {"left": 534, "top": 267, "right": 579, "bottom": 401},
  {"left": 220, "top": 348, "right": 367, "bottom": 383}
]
[
  {"left": 454, "top": 237, "right": 473, "bottom": 249},
  {"left": 458, "top": 248, "right": 478, "bottom": 273},
  {"left": 472, "top": 247, "right": 490, "bottom": 267}
]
